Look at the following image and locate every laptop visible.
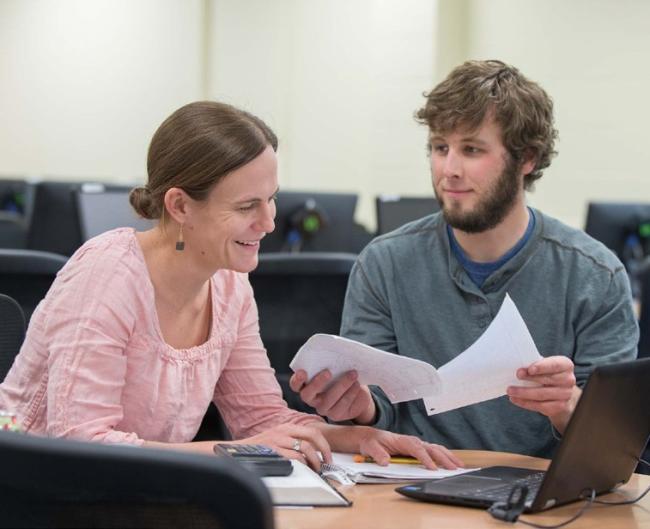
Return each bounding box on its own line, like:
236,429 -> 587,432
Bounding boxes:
396,358 -> 650,512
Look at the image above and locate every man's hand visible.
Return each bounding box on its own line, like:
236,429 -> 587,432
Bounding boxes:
289,369 -> 377,424
507,356 -> 581,433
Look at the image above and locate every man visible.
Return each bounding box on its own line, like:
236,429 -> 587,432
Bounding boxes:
290,60 -> 639,458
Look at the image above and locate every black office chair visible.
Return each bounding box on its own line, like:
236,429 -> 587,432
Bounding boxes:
0,293 -> 26,381
0,249 -> 68,322
0,430 -> 274,529
25,181 -> 85,256
249,252 -> 357,412
0,211 -> 27,249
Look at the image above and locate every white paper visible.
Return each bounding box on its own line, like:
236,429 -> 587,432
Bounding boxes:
323,453 -> 477,483
289,334 -> 441,403
423,293 -> 542,415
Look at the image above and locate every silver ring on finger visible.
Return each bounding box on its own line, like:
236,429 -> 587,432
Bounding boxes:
292,438 -> 302,452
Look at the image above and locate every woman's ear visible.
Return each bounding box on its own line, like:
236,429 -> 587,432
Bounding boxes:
163,187 -> 191,224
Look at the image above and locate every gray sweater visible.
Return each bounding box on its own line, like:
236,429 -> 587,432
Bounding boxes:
341,209 -> 638,457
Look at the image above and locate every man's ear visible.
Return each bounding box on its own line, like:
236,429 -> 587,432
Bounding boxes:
163,187 -> 191,224
520,149 -> 537,178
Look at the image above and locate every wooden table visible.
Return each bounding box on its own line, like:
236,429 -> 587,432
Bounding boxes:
275,450 -> 650,529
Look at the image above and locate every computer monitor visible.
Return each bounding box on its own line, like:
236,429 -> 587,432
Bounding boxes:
375,195 -> 440,235
584,202 -> 650,260
76,184 -> 153,241
261,191 -> 369,253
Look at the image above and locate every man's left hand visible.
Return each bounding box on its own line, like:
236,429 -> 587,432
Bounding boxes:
507,356 -> 581,434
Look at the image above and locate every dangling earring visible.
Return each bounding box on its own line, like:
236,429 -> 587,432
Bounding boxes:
176,223 -> 185,251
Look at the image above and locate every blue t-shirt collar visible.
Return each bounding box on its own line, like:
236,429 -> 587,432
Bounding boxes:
447,207 -> 536,288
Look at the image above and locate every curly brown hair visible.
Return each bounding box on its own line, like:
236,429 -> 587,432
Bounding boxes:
415,60 -> 558,190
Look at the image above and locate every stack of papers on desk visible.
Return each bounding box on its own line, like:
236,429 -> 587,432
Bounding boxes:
262,459 -> 351,507
321,453 -> 477,484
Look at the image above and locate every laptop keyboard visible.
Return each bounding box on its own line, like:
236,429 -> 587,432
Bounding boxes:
458,471 -> 545,502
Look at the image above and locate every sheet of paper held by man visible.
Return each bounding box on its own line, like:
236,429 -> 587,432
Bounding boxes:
423,293 -> 543,415
289,334 -> 442,403
291,293 -> 542,413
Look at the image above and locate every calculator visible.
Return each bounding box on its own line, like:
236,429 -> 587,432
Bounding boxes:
213,443 -> 293,477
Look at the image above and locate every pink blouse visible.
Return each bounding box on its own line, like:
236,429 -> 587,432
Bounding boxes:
0,228 -> 321,445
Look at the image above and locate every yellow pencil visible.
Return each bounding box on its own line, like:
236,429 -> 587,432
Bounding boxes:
353,454 -> 421,465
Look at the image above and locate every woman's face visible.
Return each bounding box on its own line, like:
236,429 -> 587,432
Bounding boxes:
185,145 -> 278,273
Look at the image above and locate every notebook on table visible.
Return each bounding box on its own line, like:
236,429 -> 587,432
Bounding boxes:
262,459 -> 351,507
397,358 -> 650,513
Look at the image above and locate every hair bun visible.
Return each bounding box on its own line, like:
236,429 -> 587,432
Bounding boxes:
129,186 -> 158,219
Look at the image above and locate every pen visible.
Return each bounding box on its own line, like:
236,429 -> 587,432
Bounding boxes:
353,454 -> 421,465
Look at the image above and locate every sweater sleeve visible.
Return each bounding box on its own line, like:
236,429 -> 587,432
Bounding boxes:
340,255 -> 398,431
44,242 -> 144,445
572,266 -> 639,386
212,276 -> 323,439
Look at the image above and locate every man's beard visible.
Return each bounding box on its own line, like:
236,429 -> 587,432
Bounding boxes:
435,155 -> 521,234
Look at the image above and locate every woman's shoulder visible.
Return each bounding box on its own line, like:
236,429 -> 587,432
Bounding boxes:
57,228 -> 148,290
37,228 -> 151,326
68,228 -> 144,267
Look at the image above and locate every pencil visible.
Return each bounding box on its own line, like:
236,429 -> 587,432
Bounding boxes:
353,454 -> 421,465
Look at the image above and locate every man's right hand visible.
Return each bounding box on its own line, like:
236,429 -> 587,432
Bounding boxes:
289,369 -> 377,424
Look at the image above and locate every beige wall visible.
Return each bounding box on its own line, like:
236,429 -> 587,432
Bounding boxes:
0,0 -> 204,182
208,0 -> 436,229
463,0 -> 650,227
1,0 -> 649,230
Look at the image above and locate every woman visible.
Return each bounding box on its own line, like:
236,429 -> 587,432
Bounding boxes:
0,101 -> 461,470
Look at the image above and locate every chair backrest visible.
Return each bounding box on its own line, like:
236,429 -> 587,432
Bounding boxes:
0,249 -> 68,322
0,430 -> 274,529
0,211 -> 27,249
0,177 -> 32,217
26,181 -> 84,256
249,252 -> 357,411
0,294 -> 26,382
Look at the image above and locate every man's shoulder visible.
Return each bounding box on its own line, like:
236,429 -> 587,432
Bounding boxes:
364,212 -> 445,255
537,211 -> 624,273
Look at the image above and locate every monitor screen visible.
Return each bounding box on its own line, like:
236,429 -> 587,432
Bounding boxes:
584,202 -> 650,260
260,191 -> 364,253
375,195 -> 440,235
76,185 -> 153,241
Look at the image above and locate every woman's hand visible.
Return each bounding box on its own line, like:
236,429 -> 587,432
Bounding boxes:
234,422 -> 332,471
355,428 -> 464,470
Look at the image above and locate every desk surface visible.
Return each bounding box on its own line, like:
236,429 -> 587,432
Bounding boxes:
275,450 -> 650,529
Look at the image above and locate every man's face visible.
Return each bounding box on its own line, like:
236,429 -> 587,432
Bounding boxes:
429,117 -> 528,233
